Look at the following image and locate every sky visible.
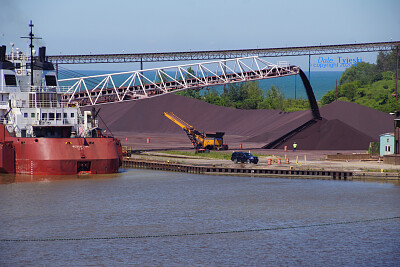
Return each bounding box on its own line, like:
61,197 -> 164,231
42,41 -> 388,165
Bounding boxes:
1,0 -> 399,71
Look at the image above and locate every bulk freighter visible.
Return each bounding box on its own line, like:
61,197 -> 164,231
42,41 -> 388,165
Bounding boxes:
0,23 -> 122,175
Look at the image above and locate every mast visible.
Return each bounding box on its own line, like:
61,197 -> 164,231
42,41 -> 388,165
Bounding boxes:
21,20 -> 42,88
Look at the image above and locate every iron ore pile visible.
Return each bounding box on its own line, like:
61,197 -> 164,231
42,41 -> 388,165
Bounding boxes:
96,94 -> 393,150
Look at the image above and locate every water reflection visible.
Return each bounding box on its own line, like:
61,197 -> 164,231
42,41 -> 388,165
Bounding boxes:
352,177 -> 400,186
0,171 -> 123,184
1,170 -> 399,185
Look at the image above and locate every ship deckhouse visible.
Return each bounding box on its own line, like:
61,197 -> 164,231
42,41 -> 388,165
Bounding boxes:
0,45 -> 83,138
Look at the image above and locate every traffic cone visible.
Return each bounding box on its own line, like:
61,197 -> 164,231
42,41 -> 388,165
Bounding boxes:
286,158 -> 290,164
268,158 -> 272,165
277,158 -> 281,164
146,138 -> 150,143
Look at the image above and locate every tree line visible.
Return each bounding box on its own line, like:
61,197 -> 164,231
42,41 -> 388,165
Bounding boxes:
176,82 -> 311,112
320,48 -> 399,113
176,48 -> 399,113
175,67 -> 310,112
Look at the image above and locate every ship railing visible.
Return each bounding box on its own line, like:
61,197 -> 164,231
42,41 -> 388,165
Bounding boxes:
34,101 -> 62,108
58,86 -> 71,93
0,101 -> 8,106
38,120 -> 63,126
22,118 -> 77,126
21,119 -> 41,125
1,85 -> 19,90
6,54 -> 30,61
14,100 -> 63,108
19,86 -> 71,93
13,100 -> 82,109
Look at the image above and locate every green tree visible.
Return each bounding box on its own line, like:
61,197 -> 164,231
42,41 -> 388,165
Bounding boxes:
377,49 -> 398,72
241,82 -> 264,109
382,71 -> 395,80
221,83 -> 249,108
339,62 -> 377,85
283,98 -> 310,112
220,81 -> 264,109
174,81 -> 312,112
320,48 -> 400,113
175,67 -> 201,99
156,69 -> 169,84
185,67 -> 196,79
341,80 -> 361,101
258,85 -> 285,110
203,88 -> 224,105
320,90 -> 337,105
175,88 -> 201,99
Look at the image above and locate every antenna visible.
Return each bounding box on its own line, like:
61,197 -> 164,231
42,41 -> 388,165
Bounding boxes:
10,43 -> 14,56
21,20 -> 42,87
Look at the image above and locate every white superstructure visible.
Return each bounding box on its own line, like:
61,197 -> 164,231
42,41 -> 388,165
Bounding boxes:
0,45 -> 96,138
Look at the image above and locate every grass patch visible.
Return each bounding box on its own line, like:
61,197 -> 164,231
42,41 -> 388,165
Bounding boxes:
159,150 -> 232,160
158,150 -> 268,160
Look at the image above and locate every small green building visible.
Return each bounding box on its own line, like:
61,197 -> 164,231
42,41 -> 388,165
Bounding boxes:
380,133 -> 395,156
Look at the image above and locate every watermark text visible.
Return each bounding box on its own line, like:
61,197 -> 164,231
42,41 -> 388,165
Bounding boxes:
310,56 -> 362,68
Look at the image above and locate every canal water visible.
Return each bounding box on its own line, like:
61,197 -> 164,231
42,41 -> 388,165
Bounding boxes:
1,169 -> 399,266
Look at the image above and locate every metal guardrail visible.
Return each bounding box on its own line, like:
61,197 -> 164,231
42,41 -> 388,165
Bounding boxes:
18,86 -> 70,93
19,118 -> 77,125
13,101 -> 62,108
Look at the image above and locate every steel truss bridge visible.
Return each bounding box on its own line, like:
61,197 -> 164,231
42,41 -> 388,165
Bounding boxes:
60,56 -> 299,106
60,56 -> 320,118
50,41 -> 400,65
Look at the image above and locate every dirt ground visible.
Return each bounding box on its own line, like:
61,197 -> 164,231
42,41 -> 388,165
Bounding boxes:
117,131 -> 367,161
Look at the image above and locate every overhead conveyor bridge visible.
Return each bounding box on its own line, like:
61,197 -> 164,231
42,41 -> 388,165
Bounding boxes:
59,56 -> 299,107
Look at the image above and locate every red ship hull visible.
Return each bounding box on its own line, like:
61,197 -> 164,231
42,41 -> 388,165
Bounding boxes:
0,125 -> 123,175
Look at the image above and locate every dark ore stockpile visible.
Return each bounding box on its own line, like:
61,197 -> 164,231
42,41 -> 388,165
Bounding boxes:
93,94 -> 393,150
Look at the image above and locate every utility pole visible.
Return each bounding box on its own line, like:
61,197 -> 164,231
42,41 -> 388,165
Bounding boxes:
396,46 -> 399,101
336,79 -> 338,100
308,53 -> 311,82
